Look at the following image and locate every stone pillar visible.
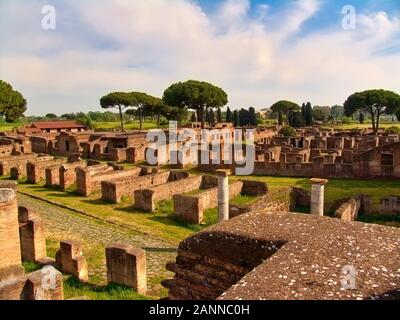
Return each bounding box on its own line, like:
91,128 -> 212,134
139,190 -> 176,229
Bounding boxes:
0,183 -> 24,281
310,178 -> 328,216
18,207 -> 47,263
106,244 -> 147,295
216,170 -> 231,222
55,240 -> 89,282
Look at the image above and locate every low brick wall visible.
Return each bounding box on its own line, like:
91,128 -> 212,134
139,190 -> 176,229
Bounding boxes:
135,175 -> 204,212
0,154 -> 54,177
76,166 -> 142,196
174,181 -> 244,224
0,267 -> 63,300
59,161 -> 88,191
27,159 -> 67,184
101,171 -> 188,203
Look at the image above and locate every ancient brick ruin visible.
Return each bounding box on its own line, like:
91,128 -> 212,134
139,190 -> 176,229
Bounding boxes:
106,244 -> 147,295
0,183 -> 64,300
163,211 -> 400,300
55,240 -> 89,282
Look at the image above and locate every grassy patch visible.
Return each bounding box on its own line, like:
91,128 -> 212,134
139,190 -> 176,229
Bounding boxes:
22,261 -> 42,273
18,183 -> 193,244
231,176 -> 400,206
63,277 -> 151,300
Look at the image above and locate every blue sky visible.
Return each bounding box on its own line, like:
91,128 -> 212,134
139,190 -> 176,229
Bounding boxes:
0,0 -> 399,115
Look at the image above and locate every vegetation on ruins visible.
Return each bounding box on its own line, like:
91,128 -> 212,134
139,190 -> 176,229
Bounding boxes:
270,100 -> 301,126
344,89 -> 400,134
279,126 -> 297,137
0,80 -> 27,122
163,80 -> 228,129
100,92 -> 136,131
385,126 -> 400,135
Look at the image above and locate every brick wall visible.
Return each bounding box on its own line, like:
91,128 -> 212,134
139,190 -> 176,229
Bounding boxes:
102,171 -> 174,203
135,175 -> 203,212
174,181 -> 243,224
76,166 -> 142,196
27,158 -> 67,184
0,185 -> 24,282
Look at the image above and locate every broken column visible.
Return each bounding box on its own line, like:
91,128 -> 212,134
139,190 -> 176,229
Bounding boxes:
310,178 -> 328,216
106,243 -> 147,295
55,240 -> 88,282
216,169 -> 232,222
0,182 -> 24,281
18,207 -> 47,263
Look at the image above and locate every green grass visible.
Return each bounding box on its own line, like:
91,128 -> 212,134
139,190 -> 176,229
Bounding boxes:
17,183 -> 193,244
231,176 -> 400,206
63,277 -> 151,301
22,261 -> 42,273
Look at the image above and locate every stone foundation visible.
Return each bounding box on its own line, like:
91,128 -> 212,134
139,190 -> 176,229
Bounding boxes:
55,240 -> 89,282
0,266 -> 63,300
106,244 -> 147,294
0,184 -> 24,281
18,207 -> 47,262
134,175 -> 204,212
101,171 -> 187,203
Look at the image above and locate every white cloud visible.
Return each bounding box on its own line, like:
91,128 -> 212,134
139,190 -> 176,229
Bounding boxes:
0,0 -> 399,115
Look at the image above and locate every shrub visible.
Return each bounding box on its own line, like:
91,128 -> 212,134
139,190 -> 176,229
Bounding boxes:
279,126 -> 297,137
385,126 -> 400,135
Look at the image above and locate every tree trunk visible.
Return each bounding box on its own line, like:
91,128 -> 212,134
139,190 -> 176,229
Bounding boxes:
157,113 -> 160,128
376,111 -> 381,135
139,107 -> 143,131
201,107 -> 206,129
118,106 -> 125,132
370,109 -> 376,135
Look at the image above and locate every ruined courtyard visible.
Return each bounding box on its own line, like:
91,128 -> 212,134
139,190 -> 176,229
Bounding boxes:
0,121 -> 399,301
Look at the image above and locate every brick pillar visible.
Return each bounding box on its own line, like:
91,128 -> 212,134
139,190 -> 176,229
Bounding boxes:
0,183 -> 24,281
310,178 -> 328,216
55,240 -> 88,282
106,244 -> 147,295
216,170 -> 232,222
18,207 -> 47,262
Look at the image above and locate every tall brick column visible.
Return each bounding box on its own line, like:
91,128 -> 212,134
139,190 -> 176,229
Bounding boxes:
216,170 -> 232,222
310,178 -> 328,216
0,183 -> 24,281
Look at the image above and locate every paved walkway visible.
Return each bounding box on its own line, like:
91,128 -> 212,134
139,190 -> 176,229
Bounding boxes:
18,193 -> 177,297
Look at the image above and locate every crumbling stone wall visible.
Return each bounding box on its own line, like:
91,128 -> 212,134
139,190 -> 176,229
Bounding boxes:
106,244 -> 147,294
0,184 -> 24,281
18,207 -> 47,262
59,161 -> 88,191
0,266 -> 63,300
126,146 -> 146,164
55,240 -> 88,282
27,158 -> 67,184
174,181 -> 244,224
134,175 -> 204,212
101,171 -> 189,203
163,234 -> 284,300
0,154 -> 53,177
333,198 -> 361,222
76,166 -> 142,196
